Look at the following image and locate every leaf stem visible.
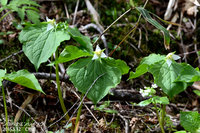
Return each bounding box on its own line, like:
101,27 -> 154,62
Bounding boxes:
154,103 -> 165,133
2,84 -> 9,133
74,94 -> 84,133
55,50 -> 70,120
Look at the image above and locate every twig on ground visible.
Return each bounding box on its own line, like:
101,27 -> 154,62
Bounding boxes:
14,94 -> 34,123
63,1 -> 70,19
72,0 -> 80,25
33,72 -> 68,81
12,103 -> 46,133
47,100 -> 79,128
93,8 -> 132,46
118,113 -> 129,133
0,50 -> 23,63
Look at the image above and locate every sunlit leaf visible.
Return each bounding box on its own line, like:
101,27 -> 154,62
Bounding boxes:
67,57 -> 122,104
19,23 -> 70,70
129,54 -> 165,79
4,70 -> 44,93
67,27 -> 93,53
55,45 -> 92,64
149,60 -> 187,98
180,111 -> 200,133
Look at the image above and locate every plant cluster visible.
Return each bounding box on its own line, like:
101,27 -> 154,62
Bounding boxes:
1,0 -> 200,132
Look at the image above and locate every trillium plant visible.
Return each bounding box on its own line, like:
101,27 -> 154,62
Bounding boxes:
17,17 -> 129,130
129,52 -> 200,133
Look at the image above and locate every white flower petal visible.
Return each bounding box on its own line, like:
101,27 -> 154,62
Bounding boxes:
47,24 -> 54,31
166,59 -> 172,67
92,54 -> 98,60
95,45 -> 101,51
193,0 -> 200,6
101,52 -> 107,58
46,16 -> 51,22
172,54 -> 180,60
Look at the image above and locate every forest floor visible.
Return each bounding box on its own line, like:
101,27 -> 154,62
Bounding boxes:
0,0 -> 200,132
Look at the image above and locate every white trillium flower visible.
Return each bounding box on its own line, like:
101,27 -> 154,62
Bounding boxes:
92,45 -> 107,60
46,17 -> 57,31
166,52 -> 181,67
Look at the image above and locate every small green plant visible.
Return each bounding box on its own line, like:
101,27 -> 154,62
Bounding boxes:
0,0 -> 40,23
130,52 -> 200,132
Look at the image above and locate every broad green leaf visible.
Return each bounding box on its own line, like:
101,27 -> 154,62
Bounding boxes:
1,0 -> 8,6
26,10 -> 40,24
175,63 -> 200,83
67,27 -> 93,53
4,70 -> 44,93
149,60 -> 187,98
19,23 -> 70,70
180,111 -> 200,133
104,58 -> 129,75
67,57 -> 121,104
129,54 -> 165,79
0,69 -> 6,86
136,7 -> 170,49
55,45 -> 92,64
138,98 -> 152,106
151,96 -> 169,105
193,90 -> 200,97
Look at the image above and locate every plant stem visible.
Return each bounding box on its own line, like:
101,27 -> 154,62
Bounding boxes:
154,103 -> 165,133
161,104 -> 166,130
2,85 -> 9,133
74,94 -> 84,133
55,50 -> 70,120
0,10 -> 12,22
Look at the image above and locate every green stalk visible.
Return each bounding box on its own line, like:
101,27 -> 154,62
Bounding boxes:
55,50 -> 70,120
74,94 -> 84,132
154,103 -> 165,133
2,85 -> 9,133
0,10 -> 12,22
161,104 -> 166,130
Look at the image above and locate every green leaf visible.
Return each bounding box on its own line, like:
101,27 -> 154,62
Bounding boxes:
138,98 -> 152,106
19,23 -> 70,70
174,131 -> 187,133
1,0 -> 8,6
67,57 -> 121,104
175,63 -> 200,83
67,27 -> 93,53
26,10 -> 40,24
180,111 -> 200,133
151,96 -> 169,105
4,70 -> 44,93
136,7 -> 170,49
193,90 -> 200,97
129,54 -> 165,79
149,60 -> 187,98
0,69 -> 6,86
55,45 -> 92,64
104,58 -> 129,75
